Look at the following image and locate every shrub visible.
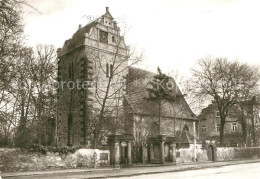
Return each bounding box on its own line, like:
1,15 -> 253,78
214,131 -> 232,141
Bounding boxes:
28,144 -> 87,154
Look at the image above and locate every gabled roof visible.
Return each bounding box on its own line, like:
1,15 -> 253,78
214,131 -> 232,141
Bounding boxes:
198,97 -> 260,121
58,7 -> 115,57
175,131 -> 201,144
59,21 -> 97,56
124,67 -> 196,120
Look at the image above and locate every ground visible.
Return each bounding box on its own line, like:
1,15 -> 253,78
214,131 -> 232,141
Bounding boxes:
123,163 -> 260,179
2,160 -> 260,179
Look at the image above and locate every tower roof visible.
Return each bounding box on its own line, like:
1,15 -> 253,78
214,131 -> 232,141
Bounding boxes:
103,7 -> 113,20
58,7 -> 118,57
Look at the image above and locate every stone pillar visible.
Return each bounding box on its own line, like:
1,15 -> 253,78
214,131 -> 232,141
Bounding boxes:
169,143 -> 173,162
160,141 -> 165,164
127,141 -> 132,165
114,142 -> 120,168
171,143 -> 177,163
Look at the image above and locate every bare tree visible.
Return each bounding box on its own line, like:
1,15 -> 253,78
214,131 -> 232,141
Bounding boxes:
231,63 -> 260,146
10,45 -> 57,147
191,57 -> 241,146
88,28 -> 143,147
28,44 -> 57,145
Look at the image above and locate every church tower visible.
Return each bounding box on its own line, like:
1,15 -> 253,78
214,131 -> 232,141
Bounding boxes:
57,7 -> 129,146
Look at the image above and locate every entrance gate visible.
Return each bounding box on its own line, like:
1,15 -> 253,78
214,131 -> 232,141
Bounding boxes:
108,134 -> 134,167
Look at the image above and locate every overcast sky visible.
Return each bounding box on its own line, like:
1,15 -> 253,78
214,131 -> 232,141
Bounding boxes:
23,0 -> 260,77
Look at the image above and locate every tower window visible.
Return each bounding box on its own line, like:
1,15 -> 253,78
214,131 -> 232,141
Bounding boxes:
100,30 -> 108,43
110,64 -> 113,77
106,63 -> 109,77
106,63 -> 113,78
112,36 -> 115,42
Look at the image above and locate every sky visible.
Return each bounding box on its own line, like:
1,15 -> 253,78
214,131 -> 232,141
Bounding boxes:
23,0 -> 260,77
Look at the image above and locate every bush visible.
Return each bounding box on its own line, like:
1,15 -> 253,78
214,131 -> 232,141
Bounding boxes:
0,134 -> 12,147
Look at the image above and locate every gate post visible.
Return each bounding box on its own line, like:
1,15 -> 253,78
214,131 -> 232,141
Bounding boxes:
127,141 -> 132,165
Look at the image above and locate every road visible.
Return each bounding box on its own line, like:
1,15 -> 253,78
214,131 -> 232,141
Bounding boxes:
3,162 -> 260,179
121,163 -> 260,179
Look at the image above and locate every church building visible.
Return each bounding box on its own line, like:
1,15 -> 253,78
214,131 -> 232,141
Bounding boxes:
56,7 -> 197,162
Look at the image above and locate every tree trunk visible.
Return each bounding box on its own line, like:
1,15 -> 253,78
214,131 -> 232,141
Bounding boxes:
240,117 -> 248,146
219,120 -> 225,146
158,101 -> 161,135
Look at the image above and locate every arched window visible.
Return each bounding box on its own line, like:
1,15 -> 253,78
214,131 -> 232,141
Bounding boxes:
112,36 -> 115,42
106,63 -> 113,78
67,113 -> 73,146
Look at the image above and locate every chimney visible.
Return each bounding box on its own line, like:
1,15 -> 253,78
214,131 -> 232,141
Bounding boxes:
79,24 -> 82,29
106,7 -> 109,12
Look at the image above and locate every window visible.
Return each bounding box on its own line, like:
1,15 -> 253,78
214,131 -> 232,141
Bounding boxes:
232,123 -> 237,132
106,63 -> 109,77
100,30 -> 108,43
112,36 -> 115,42
216,124 -> 221,133
202,125 -> 206,133
183,125 -> 189,132
216,111 -> 220,118
110,64 -> 113,77
106,63 -> 113,78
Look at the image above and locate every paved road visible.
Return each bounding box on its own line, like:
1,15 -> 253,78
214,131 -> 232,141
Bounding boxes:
3,161 -> 260,179
120,163 -> 260,179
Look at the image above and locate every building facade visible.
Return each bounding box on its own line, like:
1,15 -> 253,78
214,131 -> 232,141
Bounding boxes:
57,7 -> 129,146
56,8 -> 197,154
198,98 -> 260,147
124,67 -> 198,162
